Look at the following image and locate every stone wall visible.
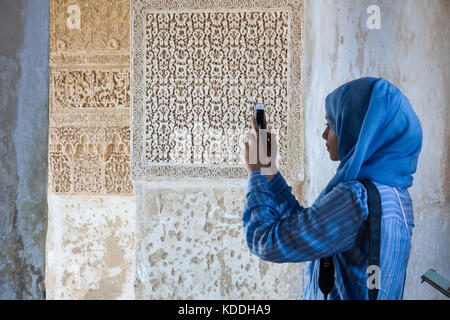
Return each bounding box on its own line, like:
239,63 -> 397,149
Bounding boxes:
134,180 -> 304,299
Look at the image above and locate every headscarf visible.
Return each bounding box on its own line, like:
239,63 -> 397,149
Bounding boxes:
316,77 -> 423,201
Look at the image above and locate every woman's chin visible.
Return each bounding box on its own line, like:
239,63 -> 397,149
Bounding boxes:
328,152 -> 338,161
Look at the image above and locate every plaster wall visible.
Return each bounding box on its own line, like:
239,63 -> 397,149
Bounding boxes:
0,0 -> 49,299
134,180 -> 305,299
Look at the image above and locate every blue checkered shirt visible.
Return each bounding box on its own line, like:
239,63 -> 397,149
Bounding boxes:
242,171 -> 414,300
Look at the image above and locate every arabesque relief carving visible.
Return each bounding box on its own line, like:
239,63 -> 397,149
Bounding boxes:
131,0 -> 304,181
49,126 -> 131,194
50,68 -> 130,110
49,0 -> 132,194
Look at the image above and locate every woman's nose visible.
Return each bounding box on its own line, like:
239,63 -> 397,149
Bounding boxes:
322,127 -> 329,140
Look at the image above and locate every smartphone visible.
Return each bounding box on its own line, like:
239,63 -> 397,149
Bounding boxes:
253,103 -> 271,157
254,103 -> 267,129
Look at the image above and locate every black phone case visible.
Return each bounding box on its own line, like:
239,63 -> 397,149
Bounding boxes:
253,106 -> 270,157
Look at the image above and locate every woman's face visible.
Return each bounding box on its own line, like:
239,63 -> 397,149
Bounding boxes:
322,117 -> 339,161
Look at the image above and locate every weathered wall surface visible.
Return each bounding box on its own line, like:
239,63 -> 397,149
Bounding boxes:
0,0 -> 49,299
303,0 -> 449,299
134,181 -> 305,299
46,195 -> 136,299
46,195 -> 135,299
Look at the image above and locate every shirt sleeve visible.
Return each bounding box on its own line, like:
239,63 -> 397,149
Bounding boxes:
267,171 -> 300,218
242,171 -> 368,263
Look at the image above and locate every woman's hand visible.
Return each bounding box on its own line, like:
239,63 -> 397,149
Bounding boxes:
241,116 -> 278,181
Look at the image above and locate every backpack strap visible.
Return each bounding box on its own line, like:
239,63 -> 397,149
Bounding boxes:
319,179 -> 382,300
357,179 -> 382,300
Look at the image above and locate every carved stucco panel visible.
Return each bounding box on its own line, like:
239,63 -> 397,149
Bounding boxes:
50,68 -> 130,110
49,125 -> 132,194
131,0 -> 304,181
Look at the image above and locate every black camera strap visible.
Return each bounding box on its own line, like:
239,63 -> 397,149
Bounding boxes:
318,179 -> 382,300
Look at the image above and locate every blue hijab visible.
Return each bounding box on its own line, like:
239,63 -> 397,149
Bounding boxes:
317,77 -> 423,201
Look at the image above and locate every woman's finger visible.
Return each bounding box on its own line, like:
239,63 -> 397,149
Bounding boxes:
251,115 -> 258,137
241,140 -> 248,159
245,132 -> 256,144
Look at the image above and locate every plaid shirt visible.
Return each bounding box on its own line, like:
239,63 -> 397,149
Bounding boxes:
242,171 -> 414,300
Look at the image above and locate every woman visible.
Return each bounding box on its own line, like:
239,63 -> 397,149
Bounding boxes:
241,77 -> 423,299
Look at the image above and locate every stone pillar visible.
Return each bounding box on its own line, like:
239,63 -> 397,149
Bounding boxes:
45,0 -> 135,299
